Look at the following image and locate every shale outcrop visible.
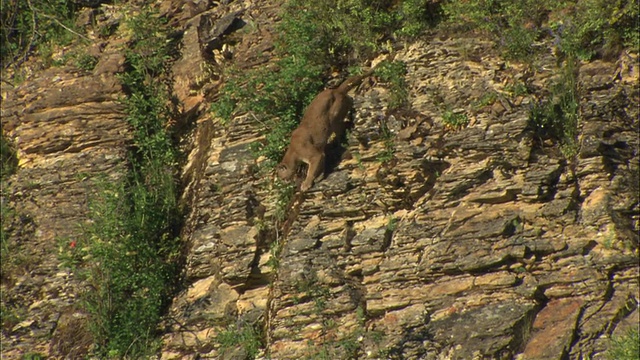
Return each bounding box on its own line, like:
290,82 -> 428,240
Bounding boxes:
1,0 -> 637,359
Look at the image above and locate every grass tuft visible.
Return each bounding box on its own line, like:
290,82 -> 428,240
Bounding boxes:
217,323 -> 263,359
529,59 -> 579,158
607,327 -> 640,360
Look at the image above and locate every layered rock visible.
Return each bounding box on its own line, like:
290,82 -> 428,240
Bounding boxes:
1,0 -> 637,359
1,59 -> 128,357
159,3 -> 639,356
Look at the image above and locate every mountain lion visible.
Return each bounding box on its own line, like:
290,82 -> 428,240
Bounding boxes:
277,68 -> 375,191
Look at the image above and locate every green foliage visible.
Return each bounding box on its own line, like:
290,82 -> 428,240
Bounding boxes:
217,324 -> 263,359
473,92 -> 498,109
386,217 -> 398,232
376,118 -> 396,163
1,133 -> 18,295
295,275 -> 332,313
513,266 -> 527,273
338,333 -> 361,357
1,0 -> 80,67
442,110 -> 470,129
57,236 -> 85,270
274,180 -> 296,222
0,300 -> 24,334
356,305 -> 367,324
376,60 -> 409,109
441,0 -> 638,60
0,203 -> 15,280
396,0 -> 442,38
212,62 -> 323,169
71,7 -> 181,358
75,53 -> 98,72
279,0 -> 435,64
1,133 -> 18,181
505,81 -> 530,97
529,60 -> 579,158
81,156 -> 180,358
266,238 -> 282,270
551,0 -> 639,60
21,353 -> 45,360
442,0 -> 545,59
607,328 -> 640,360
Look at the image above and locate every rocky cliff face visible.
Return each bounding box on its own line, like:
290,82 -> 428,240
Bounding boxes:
1,0 -> 638,359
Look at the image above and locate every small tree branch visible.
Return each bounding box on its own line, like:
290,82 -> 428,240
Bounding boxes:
37,12 -> 90,42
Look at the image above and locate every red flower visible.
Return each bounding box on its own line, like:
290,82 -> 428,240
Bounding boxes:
69,240 -> 77,249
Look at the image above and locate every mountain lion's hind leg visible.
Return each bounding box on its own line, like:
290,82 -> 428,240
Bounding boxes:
301,151 -> 325,191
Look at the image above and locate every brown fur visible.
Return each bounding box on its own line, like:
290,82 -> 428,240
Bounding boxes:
277,69 -> 374,191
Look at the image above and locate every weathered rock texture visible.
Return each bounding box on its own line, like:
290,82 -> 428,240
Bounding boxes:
1,61 -> 129,357
1,0 -> 638,359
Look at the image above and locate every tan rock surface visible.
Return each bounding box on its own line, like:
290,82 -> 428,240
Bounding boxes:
1,0 -> 637,359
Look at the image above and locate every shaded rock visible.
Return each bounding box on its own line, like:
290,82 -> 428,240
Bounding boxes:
429,301 -> 538,360
521,298 -> 584,359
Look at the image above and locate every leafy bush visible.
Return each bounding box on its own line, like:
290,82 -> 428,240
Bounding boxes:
279,0 -> 436,64
376,118 -> 396,163
442,0 -> 546,59
550,0 -> 639,60
376,60 -> 409,109
1,134 -> 18,289
72,8 -> 182,358
21,353 -> 45,360
213,58 -> 324,167
82,176 -> 180,358
217,323 -> 263,359
75,53 -> 98,71
396,0 -> 442,38
442,0 -> 638,60
0,133 -> 17,181
1,0 -> 80,67
529,60 -> 579,158
607,328 -> 640,360
442,110 -> 470,129
274,180 -> 296,222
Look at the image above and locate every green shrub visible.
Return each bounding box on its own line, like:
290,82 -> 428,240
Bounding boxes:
376,118 -> 396,163
1,133 -> 17,180
441,0 -> 638,60
21,353 -> 45,360
376,60 -> 409,109
473,92 -> 498,109
1,0 -> 80,67
71,7 -> 182,358
75,53 -> 98,71
231,58 -> 324,167
279,0 -> 436,64
396,0 -> 442,38
442,110 -> 470,129
1,134 -> 18,289
274,180 -> 296,222
442,0 -> 545,60
0,301 -> 24,335
607,328 -> 640,360
504,81 -> 529,97
217,323 -> 263,359
82,175 -> 180,358
551,0 -> 639,60
529,60 -> 579,158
